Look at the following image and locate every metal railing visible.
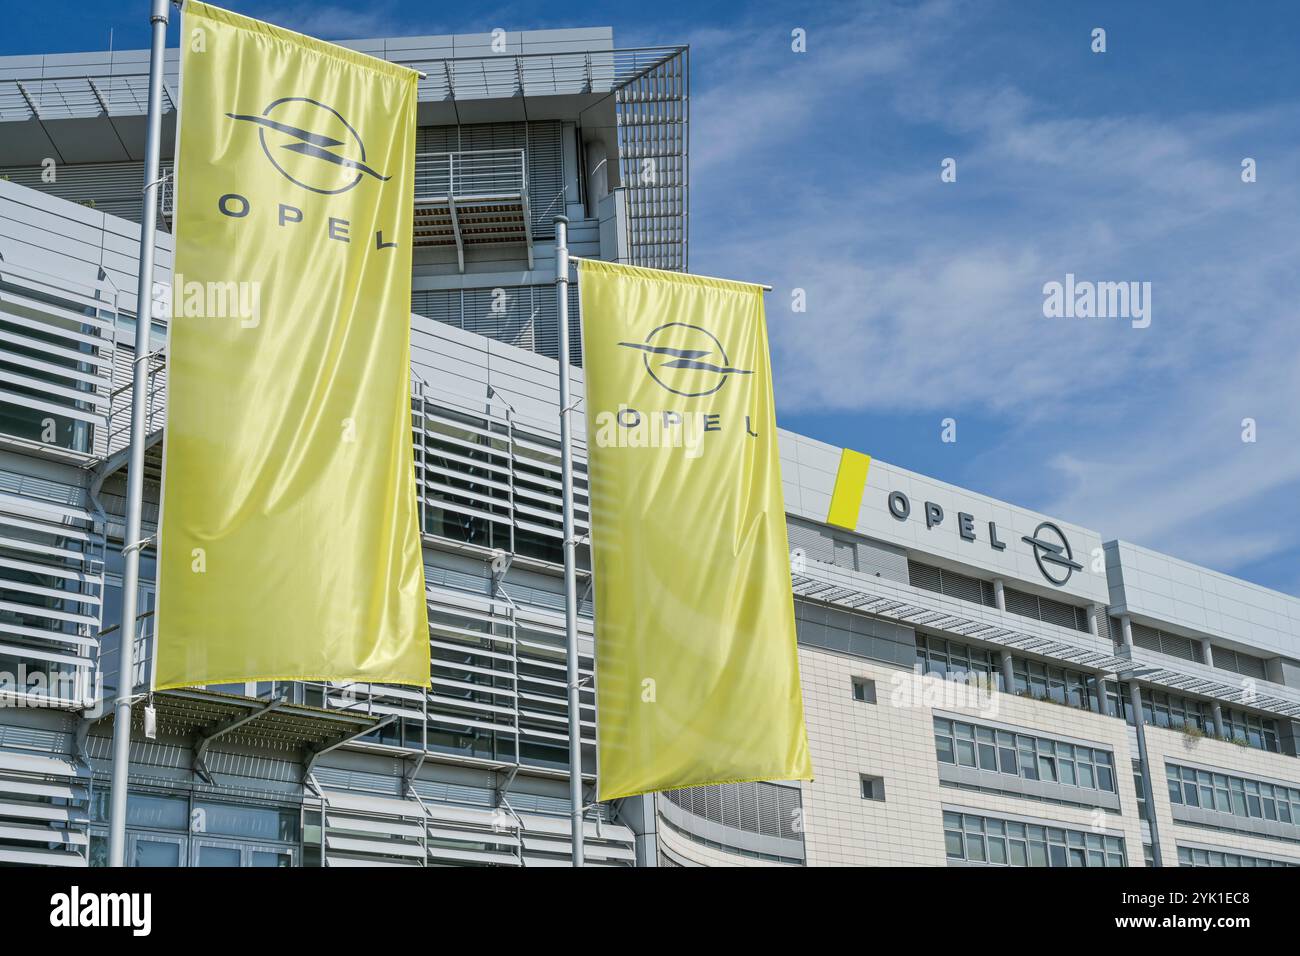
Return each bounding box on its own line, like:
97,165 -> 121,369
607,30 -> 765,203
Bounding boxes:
159,165 -> 174,224
413,148 -> 526,202
0,46 -> 688,122
106,345 -> 166,456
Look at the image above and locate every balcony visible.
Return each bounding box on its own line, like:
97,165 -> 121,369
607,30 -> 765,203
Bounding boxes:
412,149 -> 532,270
161,149 -> 533,270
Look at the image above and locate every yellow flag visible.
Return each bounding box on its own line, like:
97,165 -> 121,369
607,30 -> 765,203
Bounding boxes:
577,259 -> 813,800
154,2 -> 428,688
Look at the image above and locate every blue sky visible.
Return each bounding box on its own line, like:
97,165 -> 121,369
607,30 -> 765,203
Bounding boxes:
7,1 -> 1300,593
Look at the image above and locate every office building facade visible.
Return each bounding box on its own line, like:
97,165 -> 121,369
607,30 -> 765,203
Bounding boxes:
1,26 -> 1299,869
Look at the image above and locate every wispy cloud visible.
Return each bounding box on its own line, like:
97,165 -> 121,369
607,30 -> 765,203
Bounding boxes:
685,0 -> 1300,586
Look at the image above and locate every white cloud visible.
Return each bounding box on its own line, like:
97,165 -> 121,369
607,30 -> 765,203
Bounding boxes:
684,2 -> 1300,584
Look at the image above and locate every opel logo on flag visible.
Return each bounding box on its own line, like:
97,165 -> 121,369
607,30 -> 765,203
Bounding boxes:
1022,521 -> 1083,586
226,97 -> 390,195
618,322 -> 752,397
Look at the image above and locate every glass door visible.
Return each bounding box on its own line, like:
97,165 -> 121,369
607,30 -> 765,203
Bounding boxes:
191,836 -> 296,867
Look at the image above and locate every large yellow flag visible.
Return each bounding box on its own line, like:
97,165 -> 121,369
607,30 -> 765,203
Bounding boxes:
577,259 -> 812,800
154,2 -> 428,688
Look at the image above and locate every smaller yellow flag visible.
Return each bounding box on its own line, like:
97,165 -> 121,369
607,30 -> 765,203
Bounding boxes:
577,259 -> 813,801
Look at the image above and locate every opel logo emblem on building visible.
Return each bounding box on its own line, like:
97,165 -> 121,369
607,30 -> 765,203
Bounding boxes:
226,97 -> 390,195
1022,521 -> 1082,586
617,322 -> 752,397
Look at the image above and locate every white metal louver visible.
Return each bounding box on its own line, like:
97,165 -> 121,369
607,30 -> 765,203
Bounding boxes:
0,747 -> 90,866
0,257 -> 117,458
0,473 -> 101,709
318,785 -> 633,867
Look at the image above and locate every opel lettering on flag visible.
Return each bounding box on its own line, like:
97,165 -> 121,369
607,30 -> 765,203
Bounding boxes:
154,2 -> 428,688
577,259 -> 813,801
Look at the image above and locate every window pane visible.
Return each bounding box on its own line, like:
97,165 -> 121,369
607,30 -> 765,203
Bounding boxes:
134,840 -> 180,867
999,745 -> 1018,775
956,739 -> 976,768
198,845 -> 241,867
988,837 -> 1008,866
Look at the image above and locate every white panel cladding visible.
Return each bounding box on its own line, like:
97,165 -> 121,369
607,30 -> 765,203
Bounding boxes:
788,515 -> 909,584
1106,539 -> 1300,661
0,178 -> 173,319
0,161 -> 161,225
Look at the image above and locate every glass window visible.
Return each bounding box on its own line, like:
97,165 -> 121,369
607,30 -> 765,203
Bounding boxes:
1047,668 -> 1066,704
1247,719 -> 1263,750
1214,775 -> 1230,813
251,850 -> 292,868
1009,839 -> 1028,867
197,845 -> 241,867
1166,765 -> 1182,804
964,818 -> 986,863
852,677 -> 875,703
1058,744 -> 1076,787
976,727 -> 998,771
987,837 -> 1008,865
193,801 -> 299,842
1095,753 -> 1114,792
1263,721 -> 1278,753
997,731 -> 1018,775
1018,736 -> 1039,781
1037,746 -> 1057,783
95,792 -> 189,831
134,838 -> 181,867
1230,779 -> 1247,816
1029,837 -> 1048,867
1197,771 -> 1213,809
1066,674 -> 1085,708
1028,661 -> 1048,698
955,724 -> 977,768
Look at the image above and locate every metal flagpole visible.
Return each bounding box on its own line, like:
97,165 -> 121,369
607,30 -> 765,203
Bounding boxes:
554,216 -> 585,867
107,0 -> 172,868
